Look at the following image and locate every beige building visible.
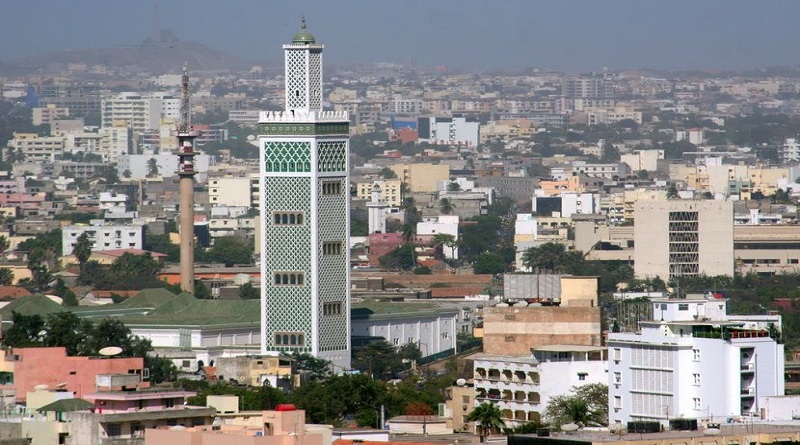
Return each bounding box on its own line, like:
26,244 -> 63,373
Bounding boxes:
389,163 -> 450,192
734,225 -> 800,275
620,149 -> 664,171
209,175 -> 259,208
355,179 -> 402,207
32,104 -> 70,126
634,199 -> 734,280
483,277 -> 601,355
10,132 -> 65,162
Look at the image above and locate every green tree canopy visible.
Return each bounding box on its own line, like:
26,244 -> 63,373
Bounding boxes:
473,252 -> 506,274
544,383 -> 608,428
466,402 -> 506,440
205,236 -> 253,266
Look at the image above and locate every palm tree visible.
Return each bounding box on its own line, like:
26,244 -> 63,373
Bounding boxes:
0,235 -> 9,254
438,198 -> 455,215
521,243 -> 566,273
466,403 -> 505,442
0,267 -> 13,286
72,233 -> 92,270
147,158 -> 159,178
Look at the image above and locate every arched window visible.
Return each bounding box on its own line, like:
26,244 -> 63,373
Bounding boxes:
274,214 -> 281,224
297,214 -> 303,224
289,214 -> 296,224
297,275 -> 304,285
290,335 -> 297,345
289,274 -> 297,285
283,334 -> 289,345
282,274 -> 289,285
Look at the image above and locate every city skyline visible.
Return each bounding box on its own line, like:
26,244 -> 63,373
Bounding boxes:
6,0 -> 800,73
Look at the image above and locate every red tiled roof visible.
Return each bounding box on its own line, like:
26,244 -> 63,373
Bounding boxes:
0,286 -> 32,300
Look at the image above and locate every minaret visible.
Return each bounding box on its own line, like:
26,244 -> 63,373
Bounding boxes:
367,184 -> 387,234
177,63 -> 197,293
258,18 -> 351,369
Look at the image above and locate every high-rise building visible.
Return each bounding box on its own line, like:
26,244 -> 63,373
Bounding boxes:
258,19 -> 351,369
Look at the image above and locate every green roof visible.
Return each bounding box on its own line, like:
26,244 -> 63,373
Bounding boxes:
0,294 -> 67,318
292,16 -> 316,44
118,288 -> 178,309
351,299 -> 456,320
38,398 -> 93,412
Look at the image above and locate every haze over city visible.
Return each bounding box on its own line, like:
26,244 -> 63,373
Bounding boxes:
6,0 -> 800,72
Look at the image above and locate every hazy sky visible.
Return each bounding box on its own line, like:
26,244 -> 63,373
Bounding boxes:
5,0 -> 800,72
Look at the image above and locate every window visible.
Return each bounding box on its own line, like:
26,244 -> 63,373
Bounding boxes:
578,373 -> 587,381
273,272 -> 304,286
613,348 -> 621,362
505,335 -> 516,342
273,212 -> 304,225
692,348 -> 701,361
106,424 -> 121,437
678,303 -> 689,311
613,396 -> 622,410
323,241 -> 343,255
323,301 -> 343,316
693,397 -> 701,410
322,181 -> 342,195
693,373 -> 700,385
274,332 -> 305,346
613,372 -> 621,384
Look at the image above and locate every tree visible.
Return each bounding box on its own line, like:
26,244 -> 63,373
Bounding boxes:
238,282 -> 259,299
472,252 -> 506,274
438,198 -> 455,215
600,141 -> 620,162
110,253 -> 161,283
447,182 -> 461,191
53,278 -> 79,306
667,183 -> 679,199
207,237 -> 253,266
72,233 -> 92,270
0,268 -> 13,286
27,247 -> 53,292
521,243 -> 567,273
194,281 -> 212,300
466,403 -> 505,441
380,167 -> 397,179
433,233 -> 459,259
379,245 -> 415,271
544,383 -> 608,428
2,312 -> 45,348
144,234 -> 180,262
147,158 -> 159,178
97,166 -> 119,184
0,235 -> 9,253
292,352 -> 332,380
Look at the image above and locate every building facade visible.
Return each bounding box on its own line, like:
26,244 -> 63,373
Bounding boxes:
608,297 -> 784,425
634,199 -> 734,280
258,21 -> 351,369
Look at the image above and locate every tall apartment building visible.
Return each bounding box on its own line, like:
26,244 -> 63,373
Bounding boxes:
608,297 -> 784,425
634,200 -> 734,280
562,76 -> 614,99
9,132 -> 65,162
258,21 -> 351,369
101,93 -> 179,133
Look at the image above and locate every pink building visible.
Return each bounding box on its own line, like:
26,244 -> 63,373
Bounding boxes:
145,407 -> 326,445
0,347 -> 149,402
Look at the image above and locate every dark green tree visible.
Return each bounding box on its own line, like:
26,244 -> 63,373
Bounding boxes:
0,268 -> 13,286
472,252 -> 506,274
72,233 -> 92,270
292,352 -> 332,380
544,383 -> 608,428
238,282 -> 259,299
379,245 -> 415,271
194,281 -> 212,299
380,167 -> 397,179
2,312 -> 45,348
438,198 -> 455,215
466,403 -> 506,441
208,236 -> 253,266
522,243 -> 567,273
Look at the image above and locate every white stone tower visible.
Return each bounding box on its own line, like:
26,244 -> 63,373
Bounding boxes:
367,184 -> 387,234
258,18 -> 351,369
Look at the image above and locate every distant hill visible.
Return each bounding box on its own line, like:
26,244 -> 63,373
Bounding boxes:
8,31 -> 257,74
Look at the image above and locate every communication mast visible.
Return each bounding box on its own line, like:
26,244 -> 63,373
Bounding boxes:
177,63 -> 198,293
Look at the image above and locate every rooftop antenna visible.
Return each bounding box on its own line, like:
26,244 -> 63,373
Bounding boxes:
179,62 -> 191,133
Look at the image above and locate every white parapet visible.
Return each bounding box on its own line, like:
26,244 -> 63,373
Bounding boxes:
258,110 -> 349,123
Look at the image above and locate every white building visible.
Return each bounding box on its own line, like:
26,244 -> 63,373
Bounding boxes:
472,346 -> 608,426
417,215 -> 459,259
350,307 -> 457,357
608,297 -> 784,425
258,21 -> 351,369
62,222 -> 144,256
101,92 -> 179,133
781,138 -> 800,163
10,133 -> 65,162
209,176 -> 257,208
366,185 -> 387,234
621,149 -> 664,172
560,192 -> 600,218
418,116 -> 480,147
676,128 -> 705,145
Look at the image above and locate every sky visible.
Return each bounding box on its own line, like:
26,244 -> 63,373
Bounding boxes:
5,0 -> 800,73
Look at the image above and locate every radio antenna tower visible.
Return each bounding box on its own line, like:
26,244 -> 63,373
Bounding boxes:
177,63 -> 198,294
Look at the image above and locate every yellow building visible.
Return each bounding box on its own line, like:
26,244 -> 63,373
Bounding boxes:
389,163 -> 450,193
355,179 -> 403,207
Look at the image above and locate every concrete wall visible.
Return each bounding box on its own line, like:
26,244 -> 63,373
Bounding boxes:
482,306 -> 601,355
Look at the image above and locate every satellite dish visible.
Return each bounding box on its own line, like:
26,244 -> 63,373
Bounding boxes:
98,346 -> 123,357
456,378 -> 466,387
168,425 -> 186,431
34,384 -> 49,390
55,382 -> 68,389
